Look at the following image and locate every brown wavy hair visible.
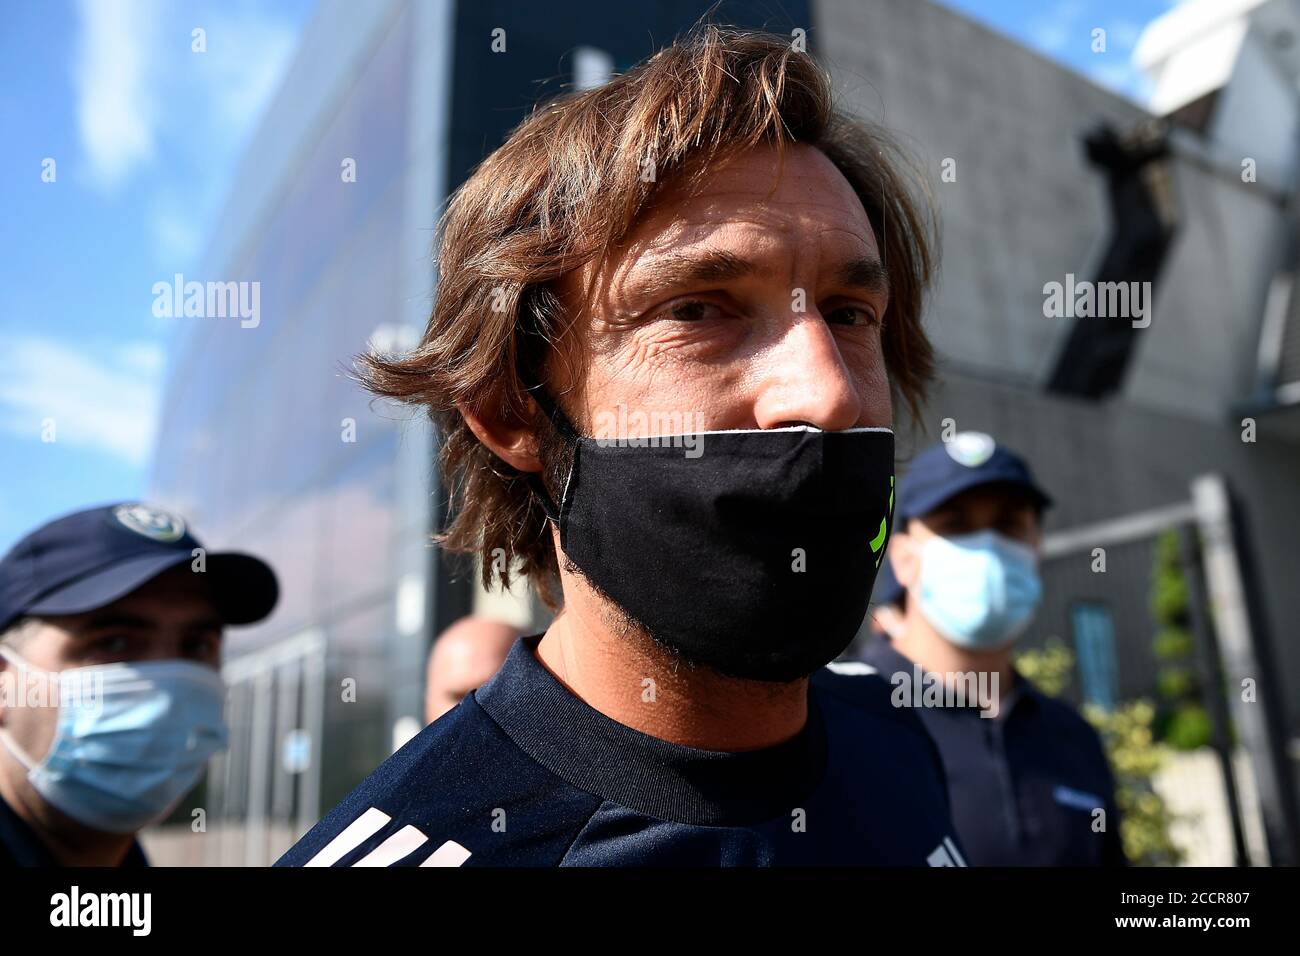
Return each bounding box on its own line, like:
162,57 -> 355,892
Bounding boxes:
357,23 -> 939,610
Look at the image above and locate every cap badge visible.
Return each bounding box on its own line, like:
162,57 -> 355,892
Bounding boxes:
945,432 -> 996,468
112,504 -> 187,542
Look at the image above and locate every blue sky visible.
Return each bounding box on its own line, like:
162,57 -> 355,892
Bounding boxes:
0,0 -> 1185,554
0,0 -> 314,553
933,0 -> 1187,102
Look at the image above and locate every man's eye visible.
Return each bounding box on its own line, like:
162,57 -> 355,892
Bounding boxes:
1002,519 -> 1035,539
661,299 -> 724,323
825,305 -> 878,327
185,634 -> 221,660
93,635 -> 131,656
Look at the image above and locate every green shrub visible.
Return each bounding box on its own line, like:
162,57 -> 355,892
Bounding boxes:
1156,666 -> 1194,701
1163,704 -> 1212,751
1150,573 -> 1190,624
1085,701 -> 1185,866
1149,530 -> 1211,751
1013,639 -> 1074,697
1153,627 -> 1193,660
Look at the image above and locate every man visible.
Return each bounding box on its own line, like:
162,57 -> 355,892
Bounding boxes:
425,617 -> 518,722
861,432 -> 1127,866
0,503 -> 278,866
278,25 -> 964,867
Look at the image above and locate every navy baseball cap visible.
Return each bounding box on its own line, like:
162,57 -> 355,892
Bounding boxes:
0,503 -> 278,634
897,432 -> 1052,523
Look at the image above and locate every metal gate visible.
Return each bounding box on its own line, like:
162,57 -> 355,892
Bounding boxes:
205,628 -> 326,867
1030,473 -> 1299,866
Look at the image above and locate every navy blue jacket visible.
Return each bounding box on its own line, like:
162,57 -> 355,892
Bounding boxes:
277,635 -> 966,867
860,635 -> 1126,866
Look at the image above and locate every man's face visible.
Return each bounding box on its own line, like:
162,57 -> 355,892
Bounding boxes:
890,484 -> 1042,592
0,565 -> 223,778
549,143 -> 892,434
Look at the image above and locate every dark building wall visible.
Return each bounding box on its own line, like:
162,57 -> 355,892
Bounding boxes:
446,1 -> 812,186
814,0 -> 1146,387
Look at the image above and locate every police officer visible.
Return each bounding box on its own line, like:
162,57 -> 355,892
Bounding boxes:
0,503 -> 277,866
861,432 -> 1127,866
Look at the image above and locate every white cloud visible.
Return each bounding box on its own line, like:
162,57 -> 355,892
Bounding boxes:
117,341 -> 167,377
0,336 -> 164,467
73,0 -> 161,193
72,0 -> 300,202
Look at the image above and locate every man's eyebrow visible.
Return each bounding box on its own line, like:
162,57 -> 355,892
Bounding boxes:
626,249 -> 765,300
75,612 -> 155,634
626,250 -> 891,302
922,503 -> 963,523
185,616 -> 226,633
836,255 -> 890,297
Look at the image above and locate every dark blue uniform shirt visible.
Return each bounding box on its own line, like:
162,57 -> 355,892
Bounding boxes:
859,634 -> 1126,866
277,634 -> 967,867
0,793 -> 148,867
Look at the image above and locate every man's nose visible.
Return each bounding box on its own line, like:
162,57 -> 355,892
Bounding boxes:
751,315 -> 870,431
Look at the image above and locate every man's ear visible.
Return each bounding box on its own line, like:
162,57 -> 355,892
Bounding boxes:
888,529 -> 922,591
458,399 -> 544,474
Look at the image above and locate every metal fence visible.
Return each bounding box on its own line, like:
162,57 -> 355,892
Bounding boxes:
1030,475 -> 1298,865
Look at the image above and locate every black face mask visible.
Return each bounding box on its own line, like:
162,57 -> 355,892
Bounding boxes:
527,389 -> 895,683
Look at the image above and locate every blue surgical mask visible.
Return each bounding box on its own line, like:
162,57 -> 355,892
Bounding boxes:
915,530 -> 1042,650
0,647 -> 228,833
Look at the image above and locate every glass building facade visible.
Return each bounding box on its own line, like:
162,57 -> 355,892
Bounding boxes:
148,0 -> 449,865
